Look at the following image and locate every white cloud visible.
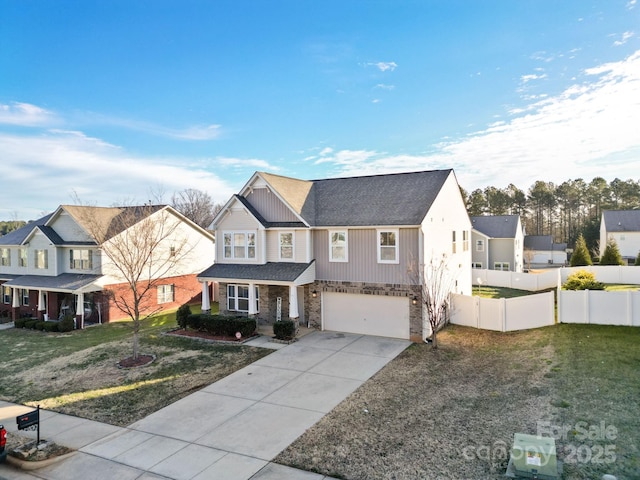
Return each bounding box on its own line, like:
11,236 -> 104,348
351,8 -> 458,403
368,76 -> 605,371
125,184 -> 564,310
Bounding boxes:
0,102 -> 58,126
367,61 -> 398,72
375,83 -> 395,90
520,73 -> 548,83
318,50 -> 640,191
216,157 -> 277,169
0,129 -> 237,219
613,31 -> 634,46
627,0 -> 637,10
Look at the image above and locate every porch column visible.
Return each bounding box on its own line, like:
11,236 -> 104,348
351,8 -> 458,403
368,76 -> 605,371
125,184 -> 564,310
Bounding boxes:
248,283 -> 257,316
38,290 -> 46,321
12,288 -> 20,321
201,282 -> 211,313
75,292 -> 85,329
289,285 -> 299,319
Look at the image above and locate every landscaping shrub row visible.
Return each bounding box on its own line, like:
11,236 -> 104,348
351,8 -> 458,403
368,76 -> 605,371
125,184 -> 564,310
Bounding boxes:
14,316 -> 75,333
184,313 -> 256,338
273,320 -> 296,340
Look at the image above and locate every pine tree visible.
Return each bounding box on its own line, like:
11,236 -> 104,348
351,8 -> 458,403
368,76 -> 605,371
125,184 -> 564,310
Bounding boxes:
600,240 -> 625,265
570,233 -> 592,266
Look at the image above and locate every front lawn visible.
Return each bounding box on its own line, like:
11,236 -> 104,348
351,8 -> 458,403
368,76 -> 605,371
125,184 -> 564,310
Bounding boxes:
0,304 -> 271,426
276,324 -> 640,480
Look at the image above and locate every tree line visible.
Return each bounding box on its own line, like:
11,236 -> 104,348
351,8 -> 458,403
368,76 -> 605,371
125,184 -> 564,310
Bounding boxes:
462,176 -> 640,253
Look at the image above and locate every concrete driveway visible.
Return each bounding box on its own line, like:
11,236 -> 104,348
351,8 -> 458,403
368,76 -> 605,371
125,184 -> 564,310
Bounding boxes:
0,331 -> 410,480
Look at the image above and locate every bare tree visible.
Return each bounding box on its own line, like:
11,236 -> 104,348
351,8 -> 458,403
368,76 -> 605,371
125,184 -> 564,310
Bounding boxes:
171,188 -> 221,229
408,254 -> 461,349
75,204 -> 193,360
524,248 -> 535,271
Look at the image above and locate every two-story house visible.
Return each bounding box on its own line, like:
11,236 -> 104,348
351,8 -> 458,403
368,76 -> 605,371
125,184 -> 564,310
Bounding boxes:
600,210 -> 640,265
198,169 -> 472,342
470,215 -> 524,272
0,204 -> 215,326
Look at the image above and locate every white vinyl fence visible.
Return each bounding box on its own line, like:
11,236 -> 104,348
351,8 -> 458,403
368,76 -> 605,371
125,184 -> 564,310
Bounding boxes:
450,291 -> 555,332
458,267 -> 640,331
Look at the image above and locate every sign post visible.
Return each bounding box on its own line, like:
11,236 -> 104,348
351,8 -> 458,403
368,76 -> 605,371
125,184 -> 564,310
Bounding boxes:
17,405 -> 40,445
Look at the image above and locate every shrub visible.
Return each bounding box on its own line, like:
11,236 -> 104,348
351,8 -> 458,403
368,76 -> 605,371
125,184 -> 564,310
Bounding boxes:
635,250 -> 640,266
600,240 -> 624,266
24,319 -> 39,329
186,313 -> 205,331
14,318 -> 26,328
562,270 -> 605,291
273,320 -> 296,340
58,315 -> 75,333
186,314 -> 256,337
176,304 -> 192,329
570,234 -> 592,267
41,321 -> 59,332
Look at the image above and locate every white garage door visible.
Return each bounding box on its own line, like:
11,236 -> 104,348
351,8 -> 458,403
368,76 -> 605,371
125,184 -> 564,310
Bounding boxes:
322,292 -> 410,339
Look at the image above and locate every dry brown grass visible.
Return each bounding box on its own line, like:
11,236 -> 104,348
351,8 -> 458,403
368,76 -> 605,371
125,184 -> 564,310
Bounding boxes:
277,324 -> 638,480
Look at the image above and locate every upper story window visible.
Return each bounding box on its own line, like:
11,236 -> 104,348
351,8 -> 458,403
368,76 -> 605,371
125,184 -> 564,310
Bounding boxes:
279,232 -> 293,260
0,248 -> 10,267
476,240 -> 484,252
463,231 -> 469,251
452,231 -> 457,254
169,246 -> 176,257
70,249 -> 93,270
378,229 -> 399,264
34,249 -> 48,269
19,248 -> 27,267
329,230 -> 348,262
223,232 -> 256,260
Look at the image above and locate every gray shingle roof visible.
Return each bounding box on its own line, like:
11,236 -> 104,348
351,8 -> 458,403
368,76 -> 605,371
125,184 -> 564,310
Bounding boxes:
0,214 -> 52,246
603,210 -> 640,232
471,215 -> 520,238
524,235 -> 557,250
199,261 -> 314,283
3,273 -> 103,292
298,169 -> 452,227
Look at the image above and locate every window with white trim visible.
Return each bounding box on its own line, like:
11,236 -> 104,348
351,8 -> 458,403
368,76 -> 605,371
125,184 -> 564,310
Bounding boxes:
378,230 -> 399,263
22,289 -> 29,306
0,248 -> 10,267
70,249 -> 93,270
223,232 -> 256,259
279,232 -> 293,260
472,262 -> 483,269
463,231 -> 469,251
157,284 -> 174,304
19,248 -> 27,267
34,249 -> 48,269
329,230 -> 348,262
494,262 -> 509,271
227,284 -> 259,313
2,286 -> 10,304
452,231 -> 457,254
476,240 -> 484,252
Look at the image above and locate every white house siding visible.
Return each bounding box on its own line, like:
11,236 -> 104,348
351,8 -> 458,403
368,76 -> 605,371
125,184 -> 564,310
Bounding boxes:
245,188 -> 302,223
60,247 -> 102,274
313,227 -> 419,284
265,229 -> 309,263
608,232 -> 640,259
420,172 -> 472,295
489,238 -> 515,271
27,233 -> 56,276
49,211 -> 94,242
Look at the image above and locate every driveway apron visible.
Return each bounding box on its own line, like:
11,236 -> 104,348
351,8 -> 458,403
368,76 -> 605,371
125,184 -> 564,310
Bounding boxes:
0,331 -> 410,480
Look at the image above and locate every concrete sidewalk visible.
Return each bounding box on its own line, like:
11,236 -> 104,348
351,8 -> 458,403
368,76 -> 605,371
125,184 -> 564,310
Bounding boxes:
0,331 -> 410,480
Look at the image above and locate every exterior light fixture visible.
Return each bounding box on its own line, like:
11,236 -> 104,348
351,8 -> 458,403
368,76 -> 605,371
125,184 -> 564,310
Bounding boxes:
411,296 -> 418,305
312,290 -> 317,298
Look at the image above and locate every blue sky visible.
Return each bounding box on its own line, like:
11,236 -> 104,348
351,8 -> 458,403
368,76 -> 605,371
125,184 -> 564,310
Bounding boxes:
1,0 -> 639,220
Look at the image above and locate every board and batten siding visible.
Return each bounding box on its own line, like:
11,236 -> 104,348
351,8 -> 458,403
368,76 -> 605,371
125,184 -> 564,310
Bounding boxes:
313,227 -> 419,284
215,208 -> 262,264
245,188 -> 301,223
266,229 -> 309,263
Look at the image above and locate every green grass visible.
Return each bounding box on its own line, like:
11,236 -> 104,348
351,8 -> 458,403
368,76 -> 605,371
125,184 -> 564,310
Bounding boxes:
472,286 -> 537,298
603,284 -> 640,291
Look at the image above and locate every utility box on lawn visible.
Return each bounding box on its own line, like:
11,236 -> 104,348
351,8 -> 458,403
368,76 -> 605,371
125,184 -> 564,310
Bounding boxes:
509,433 -> 559,480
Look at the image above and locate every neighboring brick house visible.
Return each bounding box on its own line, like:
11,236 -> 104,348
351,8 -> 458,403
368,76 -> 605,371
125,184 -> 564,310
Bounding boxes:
600,210 -> 640,264
470,215 -> 524,272
198,169 -> 472,342
0,205 -> 215,326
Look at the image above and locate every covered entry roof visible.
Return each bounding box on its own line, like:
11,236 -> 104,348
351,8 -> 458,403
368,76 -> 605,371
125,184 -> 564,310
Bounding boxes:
198,261 -> 315,286
3,274 -> 104,293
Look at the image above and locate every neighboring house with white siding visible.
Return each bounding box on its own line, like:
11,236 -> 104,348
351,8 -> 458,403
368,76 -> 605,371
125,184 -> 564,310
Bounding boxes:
600,210 -> 640,264
523,235 -> 568,268
198,169 -> 472,342
0,205 -> 215,326
470,215 -> 524,272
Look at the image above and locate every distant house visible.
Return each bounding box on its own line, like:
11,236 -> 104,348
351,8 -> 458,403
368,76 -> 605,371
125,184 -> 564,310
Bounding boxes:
600,210 -> 640,264
198,169 -> 472,342
523,235 -> 567,268
470,215 -> 524,272
0,205 -> 215,326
